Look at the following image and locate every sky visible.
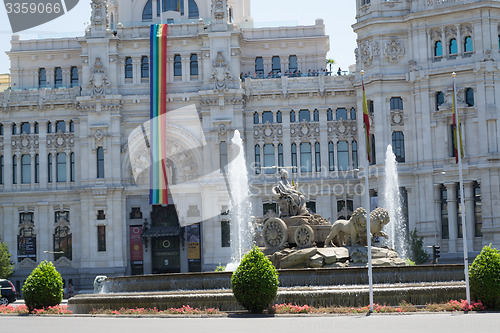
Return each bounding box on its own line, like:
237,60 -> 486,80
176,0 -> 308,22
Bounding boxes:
0,0 -> 357,75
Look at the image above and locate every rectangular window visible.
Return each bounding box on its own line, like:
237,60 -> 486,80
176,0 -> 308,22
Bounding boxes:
219,141 -> 228,173
262,111 -> 273,123
254,145 -> 261,175
56,121 -> 65,133
474,184 -> 482,237
39,68 -> 46,87
97,210 -> 106,220
54,67 -> 63,88
300,143 -> 312,173
272,56 -> 281,74
465,88 -> 474,107
291,143 -> 297,173
0,155 -> 3,185
141,56 -> 149,79
263,144 -> 275,174
289,55 -> 298,73
21,154 -> 31,184
337,141 -> 349,171
70,67 -> 79,87
130,207 -> 143,219
125,57 -> 133,79
441,186 -> 449,239
56,153 -> 66,182
255,57 -> 264,75
48,154 -> 52,183
174,54 -> 182,77
98,226 -> 106,252
299,110 -> 310,122
278,144 -> 283,169
35,154 -> 39,183
315,143 -> 321,172
21,122 -> 30,134
190,54 -> 198,76
97,147 -> 105,179
328,142 -> 334,171
13,155 -> 17,184
390,97 -> 403,110
221,221 -> 230,248
70,153 -> 75,182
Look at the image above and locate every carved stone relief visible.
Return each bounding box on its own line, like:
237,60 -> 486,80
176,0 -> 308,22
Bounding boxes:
89,57 -> 110,98
384,39 -> 405,62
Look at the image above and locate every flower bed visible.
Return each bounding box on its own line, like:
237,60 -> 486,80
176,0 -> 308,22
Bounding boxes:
0,305 -> 72,315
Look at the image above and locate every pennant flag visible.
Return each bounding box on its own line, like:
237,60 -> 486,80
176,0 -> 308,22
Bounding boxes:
150,24 -> 169,205
452,84 -> 464,164
362,75 -> 371,163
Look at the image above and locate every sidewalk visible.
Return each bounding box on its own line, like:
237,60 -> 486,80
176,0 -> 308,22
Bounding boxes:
12,299 -> 68,306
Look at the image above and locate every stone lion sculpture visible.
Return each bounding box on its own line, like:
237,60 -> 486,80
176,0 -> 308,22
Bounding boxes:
324,207 -> 367,247
363,207 -> 390,245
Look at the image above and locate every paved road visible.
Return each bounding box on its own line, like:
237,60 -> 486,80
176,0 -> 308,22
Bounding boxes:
1,313 -> 499,333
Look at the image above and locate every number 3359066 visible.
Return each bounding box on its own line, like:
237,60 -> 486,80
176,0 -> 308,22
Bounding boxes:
5,2 -> 62,14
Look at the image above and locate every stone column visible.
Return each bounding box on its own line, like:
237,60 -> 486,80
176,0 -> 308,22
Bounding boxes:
133,57 -> 140,85
182,54 -> 190,82
446,183 -> 457,253
456,25 -> 462,56
464,182 -> 475,250
38,121 -> 48,187
441,28 -> 446,57
4,122 -> 13,190
434,184 -> 443,241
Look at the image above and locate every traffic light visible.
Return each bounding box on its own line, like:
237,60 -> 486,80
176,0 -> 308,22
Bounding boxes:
432,245 -> 441,264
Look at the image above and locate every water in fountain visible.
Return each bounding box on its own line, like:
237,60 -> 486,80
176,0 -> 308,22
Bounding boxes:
383,145 -> 408,259
226,130 -> 254,271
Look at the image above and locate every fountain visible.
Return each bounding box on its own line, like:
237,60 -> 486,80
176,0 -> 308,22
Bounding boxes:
383,145 -> 408,259
225,130 -> 254,270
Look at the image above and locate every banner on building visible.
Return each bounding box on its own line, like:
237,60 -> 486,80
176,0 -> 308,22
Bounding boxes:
129,226 -> 143,263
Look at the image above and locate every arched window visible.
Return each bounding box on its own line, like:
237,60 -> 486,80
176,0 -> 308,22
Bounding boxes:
290,110 -> 296,123
262,111 -> 273,123
69,121 -> 74,133
125,57 -> 133,79
352,141 -> 358,170
21,154 -> 31,184
464,36 -> 473,53
392,131 -> 405,163
300,143 -> 312,173
97,147 -> 105,179
254,145 -> 261,174
276,111 -> 282,123
255,57 -> 264,75
350,107 -> 356,120
188,0 -> 199,18
57,153 -> 66,182
336,108 -> 347,120
48,154 -> 52,183
327,108 -> 333,121
253,112 -> 259,124
315,142 -> 321,172
70,67 -> 79,87
291,143 -> 297,173
190,54 -> 198,76
435,91 -> 444,110
299,110 -> 310,122
54,67 -> 62,88
141,56 -> 149,78
174,54 -> 182,77
157,0 -> 184,15
142,0 -> 152,21
337,141 -> 349,171
328,142 -> 334,171
449,38 -> 458,55
313,110 -> 319,122
263,144 -> 275,174
434,41 -> 443,57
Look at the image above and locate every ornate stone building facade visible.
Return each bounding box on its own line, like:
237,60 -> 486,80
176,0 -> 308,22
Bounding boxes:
0,0 -> 499,291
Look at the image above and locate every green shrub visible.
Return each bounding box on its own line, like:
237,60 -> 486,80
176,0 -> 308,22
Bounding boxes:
0,242 -> 14,279
22,261 -> 64,312
215,263 -> 226,272
409,229 -> 430,265
231,246 -> 279,313
469,244 -> 500,309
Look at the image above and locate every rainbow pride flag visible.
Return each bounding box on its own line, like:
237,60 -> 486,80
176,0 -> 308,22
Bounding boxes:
150,24 -> 168,205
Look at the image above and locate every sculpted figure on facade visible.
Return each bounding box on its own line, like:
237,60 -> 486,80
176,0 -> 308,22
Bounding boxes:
272,169 -> 308,217
89,57 -> 110,97
211,52 -> 233,91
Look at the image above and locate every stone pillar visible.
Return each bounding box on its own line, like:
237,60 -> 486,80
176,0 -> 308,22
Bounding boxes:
4,122 -> 13,190
441,28 -> 446,57
446,183 -> 457,253
456,25 -> 462,56
434,184 -> 442,241
464,182 -> 475,250
38,121 -> 48,187
182,54 -> 190,82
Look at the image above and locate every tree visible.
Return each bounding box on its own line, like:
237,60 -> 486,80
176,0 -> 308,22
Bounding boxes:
326,58 -> 335,72
409,229 -> 430,265
0,242 -> 14,279
23,261 -> 64,312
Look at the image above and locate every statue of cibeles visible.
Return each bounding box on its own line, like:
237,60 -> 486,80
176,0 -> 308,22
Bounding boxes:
272,169 -> 308,217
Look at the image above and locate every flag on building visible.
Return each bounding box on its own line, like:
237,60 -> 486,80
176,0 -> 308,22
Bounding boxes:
452,84 -> 464,164
362,76 -> 371,163
177,0 -> 181,12
149,24 -> 169,205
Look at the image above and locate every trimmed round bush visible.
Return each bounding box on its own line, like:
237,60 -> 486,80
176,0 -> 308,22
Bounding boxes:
469,244 -> 500,309
22,261 -> 64,312
231,245 -> 279,313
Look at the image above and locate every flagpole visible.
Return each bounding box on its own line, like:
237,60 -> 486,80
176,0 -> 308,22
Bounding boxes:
453,72 -> 471,306
160,0 -> 164,24
361,70 -> 374,312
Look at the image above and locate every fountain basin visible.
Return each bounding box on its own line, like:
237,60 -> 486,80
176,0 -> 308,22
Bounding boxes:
68,265 -> 468,313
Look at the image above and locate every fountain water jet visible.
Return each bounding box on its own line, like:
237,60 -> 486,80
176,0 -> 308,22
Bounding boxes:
383,145 -> 408,259
226,130 -> 254,270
